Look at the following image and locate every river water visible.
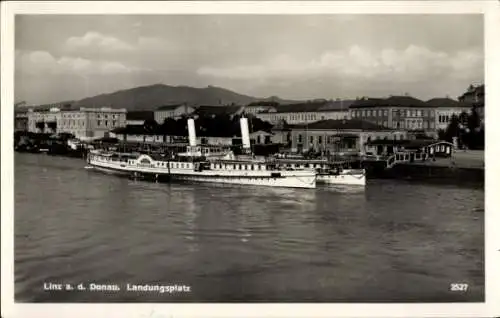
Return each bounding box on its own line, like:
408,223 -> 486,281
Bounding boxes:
14,153 -> 484,302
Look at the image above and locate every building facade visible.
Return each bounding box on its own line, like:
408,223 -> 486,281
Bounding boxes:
349,96 -> 436,133
254,100 -> 352,125
27,107 -> 127,140
288,119 -> 407,154
426,98 -> 472,131
15,110 -> 29,132
154,104 -> 196,124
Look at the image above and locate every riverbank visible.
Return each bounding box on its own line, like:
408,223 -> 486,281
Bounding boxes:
365,151 -> 484,186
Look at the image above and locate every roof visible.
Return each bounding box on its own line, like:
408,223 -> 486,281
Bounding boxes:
156,104 -> 185,111
247,101 -> 280,107
366,139 -> 454,148
111,122 -> 240,138
250,130 -> 274,136
289,119 -> 393,131
126,111 -> 155,121
194,105 -> 243,116
112,125 -> 160,135
350,96 -> 429,109
425,98 -> 464,108
272,100 -> 354,113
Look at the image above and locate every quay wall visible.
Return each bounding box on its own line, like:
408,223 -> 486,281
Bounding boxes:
365,162 -> 484,186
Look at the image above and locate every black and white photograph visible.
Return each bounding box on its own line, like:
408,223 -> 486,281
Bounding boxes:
1,1 -> 499,318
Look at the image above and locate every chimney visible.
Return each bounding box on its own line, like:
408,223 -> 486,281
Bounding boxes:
187,118 -> 197,147
240,117 -> 251,150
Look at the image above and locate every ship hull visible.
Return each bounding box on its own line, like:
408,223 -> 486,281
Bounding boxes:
316,171 -> 366,186
87,155 -> 316,189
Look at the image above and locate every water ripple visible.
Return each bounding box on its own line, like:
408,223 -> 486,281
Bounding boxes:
14,153 -> 485,302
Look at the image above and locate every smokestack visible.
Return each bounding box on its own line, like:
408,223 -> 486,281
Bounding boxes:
187,118 -> 197,147
240,117 -> 251,150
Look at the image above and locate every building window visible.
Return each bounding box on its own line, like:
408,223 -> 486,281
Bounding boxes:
298,134 -> 303,143
362,110 -> 366,117
97,120 -> 101,126
310,136 -> 314,144
318,136 -> 322,144
384,110 -> 388,117
383,121 -> 388,127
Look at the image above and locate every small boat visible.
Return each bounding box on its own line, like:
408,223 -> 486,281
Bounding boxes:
273,157 -> 366,186
315,167 -> 366,186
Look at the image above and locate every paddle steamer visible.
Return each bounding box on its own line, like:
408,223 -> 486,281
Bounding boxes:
87,118 -> 317,189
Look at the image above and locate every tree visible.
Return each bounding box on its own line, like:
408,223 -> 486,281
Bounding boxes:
467,106 -> 481,133
47,121 -> 57,132
35,121 -> 45,132
444,114 -> 460,144
458,111 -> 469,128
438,129 -> 446,140
143,119 -> 158,134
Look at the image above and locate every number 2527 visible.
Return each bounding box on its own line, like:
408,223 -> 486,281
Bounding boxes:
450,283 -> 468,292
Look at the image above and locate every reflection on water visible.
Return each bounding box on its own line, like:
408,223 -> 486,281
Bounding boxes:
14,153 -> 484,302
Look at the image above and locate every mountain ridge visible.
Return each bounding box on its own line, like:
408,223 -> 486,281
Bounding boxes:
21,84 -> 304,111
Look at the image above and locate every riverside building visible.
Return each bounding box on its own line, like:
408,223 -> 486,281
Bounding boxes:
349,96 -> 437,137
27,107 -> 127,140
254,100 -> 353,125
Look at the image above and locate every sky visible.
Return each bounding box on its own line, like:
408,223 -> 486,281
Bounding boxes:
15,14 -> 484,105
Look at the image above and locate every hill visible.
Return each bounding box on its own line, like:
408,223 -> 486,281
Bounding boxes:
65,84 -> 300,111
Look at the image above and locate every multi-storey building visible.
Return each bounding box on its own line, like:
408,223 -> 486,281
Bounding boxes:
154,104 -> 196,124
288,119 -> 407,154
458,84 -> 484,104
349,96 -> 436,134
458,84 -> 484,125
27,107 -> 127,140
426,97 -> 472,131
254,100 -> 352,125
15,110 -> 29,132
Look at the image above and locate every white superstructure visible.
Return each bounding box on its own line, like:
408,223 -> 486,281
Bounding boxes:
274,158 -> 366,186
